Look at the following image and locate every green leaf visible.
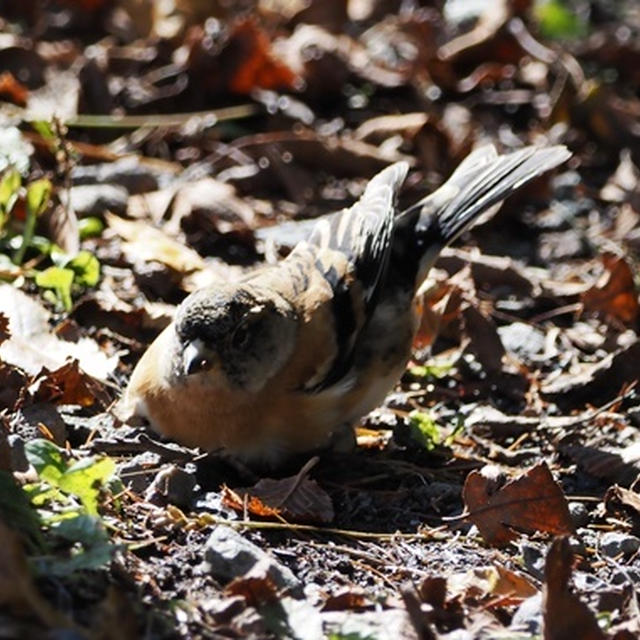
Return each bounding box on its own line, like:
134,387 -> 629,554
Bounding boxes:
407,362 -> 453,380
31,120 -> 56,141
52,514 -> 109,547
534,0 -> 587,40
408,410 -> 441,450
13,178 -> 52,265
78,217 -> 104,239
35,515 -> 118,576
35,266 -> 74,310
0,168 -> 21,225
67,250 -> 100,287
58,456 -> 116,515
26,178 -> 52,218
24,439 -> 68,485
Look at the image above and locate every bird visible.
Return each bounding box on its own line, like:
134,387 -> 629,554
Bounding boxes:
120,144 -> 570,465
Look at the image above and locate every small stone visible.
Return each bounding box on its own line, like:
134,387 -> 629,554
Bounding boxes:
568,502 -> 590,528
600,531 -> 640,558
203,525 -> 302,595
144,465 -> 197,510
511,593 -> 542,634
497,322 -> 545,358
521,543 -> 545,580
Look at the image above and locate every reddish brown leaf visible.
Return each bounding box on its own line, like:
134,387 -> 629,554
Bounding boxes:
25,360 -> 110,408
0,71 -> 28,106
543,537 -> 606,640
582,254 -> 639,325
463,462 -> 574,547
225,574 -> 279,607
222,471 -> 334,524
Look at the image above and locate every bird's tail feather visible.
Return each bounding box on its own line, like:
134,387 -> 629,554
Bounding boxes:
402,144 -> 571,284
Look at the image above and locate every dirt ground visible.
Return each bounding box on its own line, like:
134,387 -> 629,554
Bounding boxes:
0,1 -> 640,638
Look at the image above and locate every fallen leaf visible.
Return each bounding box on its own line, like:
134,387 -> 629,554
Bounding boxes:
447,565 -> 537,606
0,284 -> 117,380
222,470 -> 334,524
24,360 -> 110,409
0,71 -> 28,106
604,485 -> 640,533
582,254 -> 639,325
543,537 -> 606,640
541,340 -> 640,409
106,212 -> 205,274
463,462 -> 574,547
561,442 -> 640,487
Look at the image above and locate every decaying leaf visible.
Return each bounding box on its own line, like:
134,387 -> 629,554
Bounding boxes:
447,565 -> 537,606
0,284 -> 117,380
24,359 -> 110,408
463,462 -> 574,547
106,212 -> 205,274
543,537 -> 606,640
581,254 -> 639,325
222,469 -> 334,524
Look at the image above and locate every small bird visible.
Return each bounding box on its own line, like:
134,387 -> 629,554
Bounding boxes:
121,144 -> 570,464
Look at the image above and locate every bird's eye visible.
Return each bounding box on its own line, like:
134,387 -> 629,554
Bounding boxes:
231,324 -> 251,350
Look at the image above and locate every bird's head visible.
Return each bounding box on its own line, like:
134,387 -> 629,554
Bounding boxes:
173,283 -> 298,392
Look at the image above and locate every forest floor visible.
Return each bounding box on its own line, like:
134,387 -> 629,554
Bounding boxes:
0,1 -> 640,638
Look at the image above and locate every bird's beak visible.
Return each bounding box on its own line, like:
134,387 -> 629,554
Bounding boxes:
183,338 -> 214,376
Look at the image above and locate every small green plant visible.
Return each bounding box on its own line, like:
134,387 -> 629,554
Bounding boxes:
407,410 -> 441,450
20,439 -> 121,576
534,0 -> 587,40
0,126 -> 101,310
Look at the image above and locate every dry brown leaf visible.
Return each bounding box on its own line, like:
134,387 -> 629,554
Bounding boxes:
448,565 -> 537,606
543,537 -> 606,640
106,212 -> 205,274
222,472 -> 334,524
463,462 -> 574,547
604,485 -> 640,532
541,340 -> 640,409
0,71 -> 28,106
0,285 -> 117,380
581,254 -> 639,325
561,442 -> 640,487
24,360 -> 110,408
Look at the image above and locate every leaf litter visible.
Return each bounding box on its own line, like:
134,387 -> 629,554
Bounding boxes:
0,0 -> 640,638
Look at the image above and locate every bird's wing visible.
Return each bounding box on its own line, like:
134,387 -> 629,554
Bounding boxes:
307,161 -> 409,310
274,162 -> 408,392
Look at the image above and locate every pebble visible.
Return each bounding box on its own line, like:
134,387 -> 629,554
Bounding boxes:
600,531 -> 640,558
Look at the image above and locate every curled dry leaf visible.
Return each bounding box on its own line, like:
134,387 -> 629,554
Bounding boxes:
24,359 -> 110,408
222,472 -> 334,524
105,212 -> 205,274
581,254 -> 639,325
462,462 -> 574,547
447,565 -> 537,607
543,537 -> 606,640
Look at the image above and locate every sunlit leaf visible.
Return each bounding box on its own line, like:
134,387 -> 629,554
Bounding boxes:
58,456 -> 116,515
24,439 -> 67,485
35,266 -> 74,310
13,178 -> 52,265
408,410 -> 441,450
0,126 -> 33,175
534,0 -> 587,39
78,217 -> 104,239
26,179 -> 52,218
0,168 -> 21,224
68,250 -> 100,287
